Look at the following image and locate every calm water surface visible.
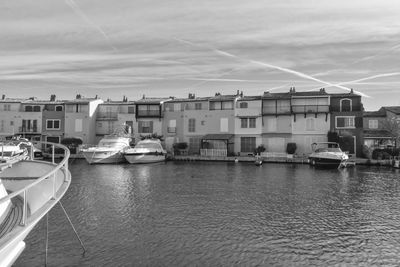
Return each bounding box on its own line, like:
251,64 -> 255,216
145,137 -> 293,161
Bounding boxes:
15,160 -> 400,266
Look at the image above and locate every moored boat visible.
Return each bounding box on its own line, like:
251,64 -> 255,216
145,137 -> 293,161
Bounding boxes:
124,139 -> 166,164
81,133 -> 131,164
308,142 -> 349,168
0,142 -> 71,266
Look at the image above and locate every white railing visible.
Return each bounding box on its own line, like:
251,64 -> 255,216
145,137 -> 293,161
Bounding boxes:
200,149 -> 227,157
0,141 -> 70,226
260,152 -> 288,158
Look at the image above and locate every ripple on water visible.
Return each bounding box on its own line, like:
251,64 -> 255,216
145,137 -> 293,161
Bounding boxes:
14,161 -> 400,266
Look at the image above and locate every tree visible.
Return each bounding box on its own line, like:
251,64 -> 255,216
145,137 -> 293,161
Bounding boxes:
381,116 -> 400,147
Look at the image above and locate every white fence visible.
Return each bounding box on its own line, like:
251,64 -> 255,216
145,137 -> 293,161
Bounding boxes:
200,149 -> 227,157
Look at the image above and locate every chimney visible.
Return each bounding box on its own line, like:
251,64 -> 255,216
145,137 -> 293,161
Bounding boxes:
50,94 -> 56,101
2,94 -> 5,100
188,93 -> 195,99
350,88 -> 354,94
240,91 -> 243,97
76,94 -> 81,99
236,90 -> 240,96
142,94 -> 146,99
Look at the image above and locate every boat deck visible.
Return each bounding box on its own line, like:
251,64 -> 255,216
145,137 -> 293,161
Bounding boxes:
0,196 -> 28,239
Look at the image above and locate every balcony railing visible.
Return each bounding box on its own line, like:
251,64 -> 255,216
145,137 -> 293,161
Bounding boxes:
167,127 -> 176,133
262,107 -> 291,115
137,110 -> 160,117
291,105 -> 329,113
18,126 -> 38,133
97,112 -> 118,120
200,149 -> 227,157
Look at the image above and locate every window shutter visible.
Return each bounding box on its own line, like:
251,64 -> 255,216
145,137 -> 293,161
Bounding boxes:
149,121 -> 153,133
138,121 -> 143,132
336,117 -> 344,128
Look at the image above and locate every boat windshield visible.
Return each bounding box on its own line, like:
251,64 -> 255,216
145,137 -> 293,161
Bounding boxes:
135,143 -> 162,150
98,141 -> 127,147
315,147 -> 342,153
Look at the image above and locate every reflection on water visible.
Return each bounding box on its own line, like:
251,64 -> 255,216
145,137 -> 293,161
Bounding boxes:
15,161 -> 400,266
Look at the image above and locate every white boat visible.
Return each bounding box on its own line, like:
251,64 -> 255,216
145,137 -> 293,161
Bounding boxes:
81,134 -> 131,164
124,139 -> 166,164
308,142 -> 349,168
0,142 -> 71,266
0,140 -> 30,165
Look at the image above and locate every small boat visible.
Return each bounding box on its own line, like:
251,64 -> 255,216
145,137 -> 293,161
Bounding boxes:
81,133 -> 131,164
308,142 -> 349,169
124,139 -> 166,164
0,142 -> 71,266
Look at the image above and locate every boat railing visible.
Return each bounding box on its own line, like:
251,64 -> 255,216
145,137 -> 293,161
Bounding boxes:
0,141 -> 71,226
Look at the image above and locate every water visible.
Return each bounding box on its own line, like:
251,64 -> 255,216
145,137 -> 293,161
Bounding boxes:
14,160 -> 400,266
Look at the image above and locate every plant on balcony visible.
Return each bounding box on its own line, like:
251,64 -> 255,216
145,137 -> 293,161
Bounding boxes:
286,143 -> 297,154
140,133 -> 164,141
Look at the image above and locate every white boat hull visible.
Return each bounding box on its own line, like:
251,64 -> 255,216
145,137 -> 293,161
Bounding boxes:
81,151 -> 126,164
124,154 -> 166,164
0,158 -> 71,267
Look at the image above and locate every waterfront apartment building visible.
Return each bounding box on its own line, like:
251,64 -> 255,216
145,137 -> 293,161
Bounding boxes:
64,95 -> 103,145
41,96 -> 66,144
163,94 -> 211,154
363,109 -> 393,150
0,97 -> 24,137
95,98 -> 136,143
17,99 -> 44,141
261,91 -> 292,153
291,90 -> 330,154
135,97 -> 171,143
329,91 -> 364,157
235,95 -> 263,155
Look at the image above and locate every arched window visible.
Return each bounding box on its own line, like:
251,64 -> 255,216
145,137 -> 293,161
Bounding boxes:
239,102 -> 248,108
340,98 -> 352,112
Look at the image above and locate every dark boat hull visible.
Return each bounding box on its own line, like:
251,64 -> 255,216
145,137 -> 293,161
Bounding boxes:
309,157 -> 343,169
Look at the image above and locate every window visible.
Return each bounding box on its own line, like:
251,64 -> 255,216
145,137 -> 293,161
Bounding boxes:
241,137 -> 256,153
220,118 -> 228,132
249,118 -> 256,128
75,119 -> 83,132
188,118 -> 196,132
25,106 -> 33,112
241,118 -> 248,128
222,101 -> 233,110
138,121 -> 153,133
336,116 -> 355,128
33,106 -> 41,112
55,105 -> 63,111
97,122 -> 103,128
239,102 -> 248,108
46,119 -> 61,130
201,120 -> 205,126
128,106 -> 135,114
10,121 -> 13,126
4,104 -> 11,111
210,102 -> 221,110
305,118 -> 315,131
340,99 -> 352,112
195,103 -> 202,110
22,119 -> 37,132
369,119 -> 378,129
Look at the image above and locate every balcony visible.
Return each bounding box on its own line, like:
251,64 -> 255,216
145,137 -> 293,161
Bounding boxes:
167,127 -> 176,134
137,110 -> 161,117
18,126 -> 38,133
262,107 -> 291,115
97,112 -> 118,120
291,105 -> 329,113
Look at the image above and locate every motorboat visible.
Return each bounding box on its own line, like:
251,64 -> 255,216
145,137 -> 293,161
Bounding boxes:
124,139 -> 166,164
0,140 -> 30,164
0,142 -> 71,266
308,142 -> 349,168
81,134 -> 131,164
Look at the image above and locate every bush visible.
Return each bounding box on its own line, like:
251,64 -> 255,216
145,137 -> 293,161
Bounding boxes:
327,131 -> 340,143
254,144 -> 266,155
372,148 -> 398,160
286,143 -> 297,154
173,142 -> 188,150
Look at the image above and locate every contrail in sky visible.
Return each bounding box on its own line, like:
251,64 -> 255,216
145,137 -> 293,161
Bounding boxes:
174,38 -> 369,97
307,72 -> 400,91
65,0 -> 117,51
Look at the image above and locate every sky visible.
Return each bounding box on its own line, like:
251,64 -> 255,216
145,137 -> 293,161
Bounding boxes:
1,0 -> 400,110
